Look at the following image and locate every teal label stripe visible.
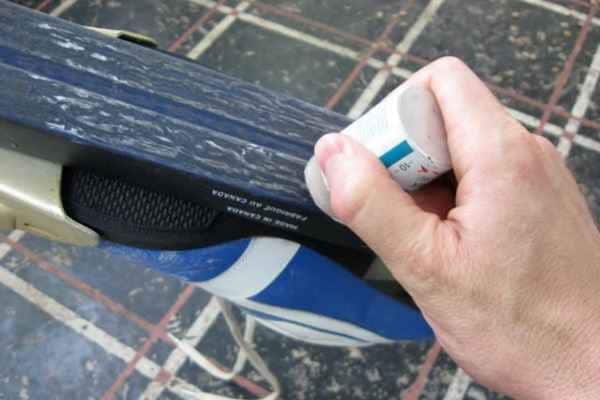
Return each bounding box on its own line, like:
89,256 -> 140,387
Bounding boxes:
379,140 -> 413,167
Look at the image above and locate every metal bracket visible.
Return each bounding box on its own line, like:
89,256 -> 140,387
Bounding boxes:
0,148 -> 99,246
0,25 -> 155,246
86,27 -> 158,48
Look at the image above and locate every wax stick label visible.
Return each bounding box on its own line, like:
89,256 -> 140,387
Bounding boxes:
341,85 -> 449,191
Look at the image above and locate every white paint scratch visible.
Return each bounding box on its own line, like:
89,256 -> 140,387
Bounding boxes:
55,40 -> 85,51
90,53 -> 108,61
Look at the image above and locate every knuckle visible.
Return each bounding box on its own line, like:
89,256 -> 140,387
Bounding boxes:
505,132 -> 546,183
510,152 -> 539,183
328,172 -> 371,224
533,134 -> 561,160
431,56 -> 470,74
533,134 -> 553,150
389,215 -> 444,282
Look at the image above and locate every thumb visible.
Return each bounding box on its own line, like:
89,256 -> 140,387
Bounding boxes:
315,133 -> 446,288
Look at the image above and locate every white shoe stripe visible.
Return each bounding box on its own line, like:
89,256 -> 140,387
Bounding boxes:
199,238 -> 300,299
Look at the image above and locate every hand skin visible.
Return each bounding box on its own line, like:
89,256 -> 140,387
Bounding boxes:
314,57 -> 600,400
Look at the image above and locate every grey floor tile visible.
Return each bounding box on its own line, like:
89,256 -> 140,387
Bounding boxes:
418,351 -> 459,400
0,273 -> 150,400
19,236 -> 199,326
249,0 -> 430,52
0,246 -> 153,351
331,66 -> 379,116
404,0 -> 600,111
175,316 -> 433,400
196,20 -> 359,105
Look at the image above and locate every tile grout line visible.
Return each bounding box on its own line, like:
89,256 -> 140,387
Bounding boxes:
573,133 -> 600,153
2,236 -> 270,397
0,232 -> 165,393
0,231 -> 25,260
0,246 -> 219,400
100,286 -> 195,400
403,342 -> 443,400
35,0 -> 53,12
186,0 -> 600,135
558,42 -> 600,157
536,5 -> 596,136
187,0 -> 600,134
518,0 -> 600,27
442,368 -> 472,400
49,0 -> 78,17
183,0 -> 600,154
376,48 -> 600,135
252,0 -> 599,40
169,0 -> 229,53
509,108 -> 561,136
138,297 -> 221,400
324,0 -> 418,110
348,0 -> 447,119
261,0 -> 600,133
3,237 -> 163,338
187,0 -> 371,64
380,66 -> 583,142
187,1 -> 251,60
225,0 -> 600,130
240,11 -> 379,67
0,265 -> 159,381
252,0 -> 373,47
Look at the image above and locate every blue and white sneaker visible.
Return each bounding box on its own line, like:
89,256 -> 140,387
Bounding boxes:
5,162 -> 433,345
105,237 -> 431,347
2,155 -> 434,399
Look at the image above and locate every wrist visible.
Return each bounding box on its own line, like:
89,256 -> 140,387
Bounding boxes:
539,325 -> 600,400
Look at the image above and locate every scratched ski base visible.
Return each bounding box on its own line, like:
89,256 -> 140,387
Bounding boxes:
0,2 -> 366,249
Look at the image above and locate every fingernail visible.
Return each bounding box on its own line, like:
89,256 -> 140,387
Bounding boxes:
304,156 -> 336,218
315,133 -> 349,172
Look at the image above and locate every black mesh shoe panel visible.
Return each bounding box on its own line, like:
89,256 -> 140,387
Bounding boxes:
61,167 -> 375,278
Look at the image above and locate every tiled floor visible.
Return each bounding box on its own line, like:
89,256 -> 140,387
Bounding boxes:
1,0 -> 599,399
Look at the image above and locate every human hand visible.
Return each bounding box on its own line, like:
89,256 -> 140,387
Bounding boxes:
313,57 -> 600,400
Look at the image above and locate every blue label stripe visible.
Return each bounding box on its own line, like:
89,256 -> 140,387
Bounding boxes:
379,140 -> 413,168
